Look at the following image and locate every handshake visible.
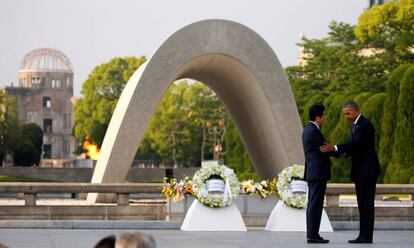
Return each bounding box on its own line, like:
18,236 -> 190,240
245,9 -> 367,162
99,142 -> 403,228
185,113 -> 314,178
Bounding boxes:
319,143 -> 347,157
320,143 -> 336,153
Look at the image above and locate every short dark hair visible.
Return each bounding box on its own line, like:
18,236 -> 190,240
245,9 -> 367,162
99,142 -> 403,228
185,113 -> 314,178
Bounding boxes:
309,104 -> 325,121
95,235 -> 116,248
343,100 -> 359,111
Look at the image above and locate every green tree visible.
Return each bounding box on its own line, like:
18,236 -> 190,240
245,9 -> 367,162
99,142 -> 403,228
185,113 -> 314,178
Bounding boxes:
140,81 -> 225,167
224,117 -> 256,180
385,64 -> 414,183
355,0 -> 414,65
379,64 -> 409,180
323,93 -> 350,182
135,136 -> 160,162
74,58 -> 236,168
13,123 -> 43,166
287,21 -> 386,120
0,92 -> 20,166
184,83 -> 223,163
74,56 -> 146,148
144,82 -> 191,166
286,0 -> 414,183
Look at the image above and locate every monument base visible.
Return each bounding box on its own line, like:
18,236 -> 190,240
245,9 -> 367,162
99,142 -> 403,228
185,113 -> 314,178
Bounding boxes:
181,200 -> 247,231
265,201 -> 333,232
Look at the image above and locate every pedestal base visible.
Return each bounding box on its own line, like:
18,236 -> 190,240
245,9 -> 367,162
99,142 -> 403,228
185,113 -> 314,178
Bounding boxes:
265,201 -> 333,232
181,200 -> 247,231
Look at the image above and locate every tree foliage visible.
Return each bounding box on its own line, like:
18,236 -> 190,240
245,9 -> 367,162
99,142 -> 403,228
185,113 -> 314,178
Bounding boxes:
0,92 -> 20,166
224,117 -> 256,181
378,65 -> 408,178
74,56 -> 146,147
355,0 -> 414,64
384,64 -> 414,183
287,0 -> 414,183
13,123 -> 43,166
143,82 -> 256,176
287,21 -> 386,119
142,82 -> 194,166
72,0 -> 414,182
74,62 -> 255,176
138,81 -> 226,167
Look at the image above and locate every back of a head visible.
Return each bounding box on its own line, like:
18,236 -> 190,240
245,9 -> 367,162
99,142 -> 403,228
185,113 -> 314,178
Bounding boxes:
115,232 -> 156,248
95,235 -> 116,248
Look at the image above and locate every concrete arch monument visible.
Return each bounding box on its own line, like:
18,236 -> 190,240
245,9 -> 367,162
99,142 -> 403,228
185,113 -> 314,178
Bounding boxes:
88,19 -> 304,202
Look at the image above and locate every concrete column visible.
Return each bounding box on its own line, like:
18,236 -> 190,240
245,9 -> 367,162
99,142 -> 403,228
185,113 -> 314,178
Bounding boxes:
88,19 -> 304,203
165,199 -> 171,221
24,193 -> 37,206
117,193 -> 130,206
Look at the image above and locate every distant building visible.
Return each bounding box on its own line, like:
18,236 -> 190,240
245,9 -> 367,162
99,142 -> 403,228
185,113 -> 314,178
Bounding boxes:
369,0 -> 389,8
6,48 -> 75,167
297,34 -> 312,67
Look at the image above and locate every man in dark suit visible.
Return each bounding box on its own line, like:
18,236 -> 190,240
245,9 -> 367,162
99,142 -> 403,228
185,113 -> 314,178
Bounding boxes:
320,100 -> 381,244
302,104 -> 333,244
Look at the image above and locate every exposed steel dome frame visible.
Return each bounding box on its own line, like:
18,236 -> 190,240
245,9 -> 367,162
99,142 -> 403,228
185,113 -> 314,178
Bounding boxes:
19,48 -> 73,72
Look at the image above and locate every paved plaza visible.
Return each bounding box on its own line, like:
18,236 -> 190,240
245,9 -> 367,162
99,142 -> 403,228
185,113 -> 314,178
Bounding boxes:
0,229 -> 413,248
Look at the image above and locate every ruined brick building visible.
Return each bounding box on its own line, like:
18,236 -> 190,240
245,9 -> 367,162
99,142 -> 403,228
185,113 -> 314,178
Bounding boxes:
6,48 -> 75,166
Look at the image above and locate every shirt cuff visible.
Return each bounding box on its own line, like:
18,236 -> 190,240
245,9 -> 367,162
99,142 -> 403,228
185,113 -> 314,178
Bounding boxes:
334,145 -> 338,151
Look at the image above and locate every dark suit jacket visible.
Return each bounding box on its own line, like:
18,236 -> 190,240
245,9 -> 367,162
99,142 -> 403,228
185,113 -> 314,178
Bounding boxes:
302,122 -> 332,181
337,115 -> 381,181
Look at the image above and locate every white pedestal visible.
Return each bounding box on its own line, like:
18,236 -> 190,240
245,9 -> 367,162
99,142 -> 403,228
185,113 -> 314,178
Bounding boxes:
181,200 -> 247,231
265,201 -> 333,232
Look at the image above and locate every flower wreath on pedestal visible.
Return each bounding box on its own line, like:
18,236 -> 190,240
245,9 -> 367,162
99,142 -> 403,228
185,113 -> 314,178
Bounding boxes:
192,164 -> 240,208
276,164 -> 307,209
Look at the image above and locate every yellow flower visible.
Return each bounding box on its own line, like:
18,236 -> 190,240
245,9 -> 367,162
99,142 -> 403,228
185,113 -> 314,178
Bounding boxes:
164,188 -> 173,198
185,184 -> 193,195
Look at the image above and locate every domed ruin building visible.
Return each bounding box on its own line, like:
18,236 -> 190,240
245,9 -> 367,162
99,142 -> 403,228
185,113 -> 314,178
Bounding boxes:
6,48 -> 75,167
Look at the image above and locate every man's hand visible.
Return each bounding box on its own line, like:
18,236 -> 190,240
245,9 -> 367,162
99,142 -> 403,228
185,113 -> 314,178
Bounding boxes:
320,144 -> 335,153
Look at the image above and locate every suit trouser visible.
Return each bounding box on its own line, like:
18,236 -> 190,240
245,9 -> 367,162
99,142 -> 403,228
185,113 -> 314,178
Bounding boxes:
355,178 -> 377,241
306,180 -> 327,239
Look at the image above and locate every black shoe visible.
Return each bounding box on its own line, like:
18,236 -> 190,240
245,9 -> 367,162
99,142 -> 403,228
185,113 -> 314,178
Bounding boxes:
348,237 -> 372,244
307,237 -> 329,244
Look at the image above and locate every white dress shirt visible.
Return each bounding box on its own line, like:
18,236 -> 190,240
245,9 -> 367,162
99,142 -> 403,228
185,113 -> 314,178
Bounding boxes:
334,113 -> 362,151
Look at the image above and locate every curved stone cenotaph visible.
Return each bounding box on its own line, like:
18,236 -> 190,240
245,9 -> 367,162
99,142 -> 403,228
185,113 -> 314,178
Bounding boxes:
88,19 -> 304,202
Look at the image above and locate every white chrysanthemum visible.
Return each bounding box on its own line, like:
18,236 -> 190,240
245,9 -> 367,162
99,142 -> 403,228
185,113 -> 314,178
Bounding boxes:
192,164 -> 240,208
277,165 -> 307,209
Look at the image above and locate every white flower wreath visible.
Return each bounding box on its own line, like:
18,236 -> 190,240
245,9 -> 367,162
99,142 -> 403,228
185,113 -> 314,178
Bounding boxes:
192,164 -> 240,208
276,164 -> 308,209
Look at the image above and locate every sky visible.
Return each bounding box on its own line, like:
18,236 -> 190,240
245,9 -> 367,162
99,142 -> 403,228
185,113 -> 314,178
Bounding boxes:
0,0 -> 368,97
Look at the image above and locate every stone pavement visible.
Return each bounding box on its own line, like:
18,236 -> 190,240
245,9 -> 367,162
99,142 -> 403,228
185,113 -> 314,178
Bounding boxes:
0,229 -> 413,248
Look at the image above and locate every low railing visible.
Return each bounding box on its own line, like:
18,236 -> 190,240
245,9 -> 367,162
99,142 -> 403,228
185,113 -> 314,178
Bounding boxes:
0,183 -> 165,221
0,182 -> 162,206
325,183 -> 414,207
0,183 -> 412,222
325,184 -> 414,222
169,184 -> 414,225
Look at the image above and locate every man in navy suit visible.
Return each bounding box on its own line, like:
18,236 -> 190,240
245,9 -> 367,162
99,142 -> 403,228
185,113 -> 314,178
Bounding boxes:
302,104 -> 334,244
320,100 -> 381,244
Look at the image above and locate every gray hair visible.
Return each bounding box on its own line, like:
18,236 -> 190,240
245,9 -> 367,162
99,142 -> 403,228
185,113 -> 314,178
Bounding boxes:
343,100 -> 359,111
115,231 -> 156,248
